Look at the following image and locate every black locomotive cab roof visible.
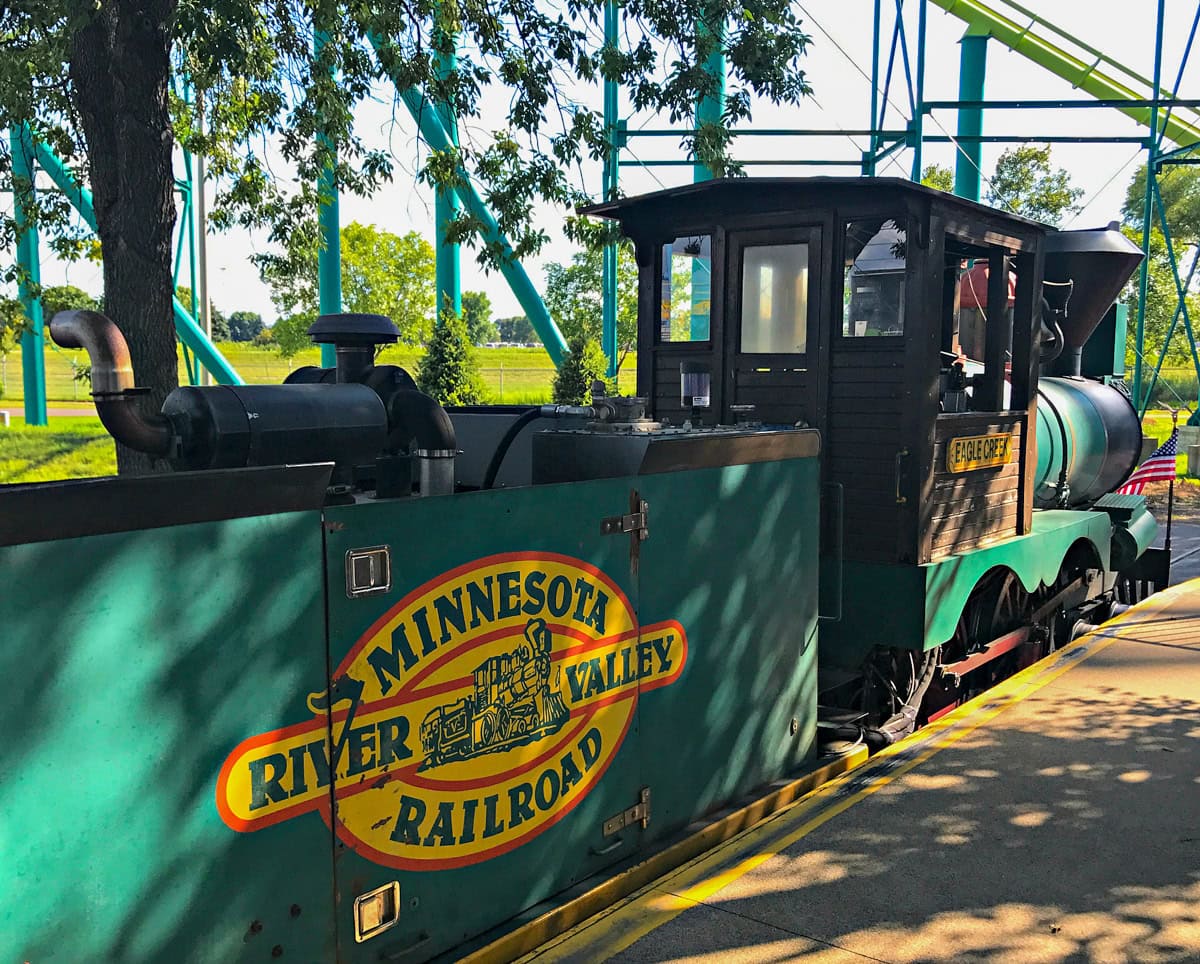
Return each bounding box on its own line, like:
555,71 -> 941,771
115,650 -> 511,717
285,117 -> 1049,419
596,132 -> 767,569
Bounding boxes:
581,176 -> 1050,243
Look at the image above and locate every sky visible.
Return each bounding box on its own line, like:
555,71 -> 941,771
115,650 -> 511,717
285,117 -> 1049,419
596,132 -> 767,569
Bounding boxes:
14,0 -> 1200,324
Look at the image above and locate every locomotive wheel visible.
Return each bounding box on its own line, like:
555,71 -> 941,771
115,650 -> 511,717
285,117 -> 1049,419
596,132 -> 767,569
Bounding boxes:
923,570 -> 1031,721
478,712 -> 497,747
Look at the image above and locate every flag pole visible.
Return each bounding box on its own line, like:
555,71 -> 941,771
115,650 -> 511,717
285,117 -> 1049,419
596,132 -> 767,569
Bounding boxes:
1166,409 -> 1179,555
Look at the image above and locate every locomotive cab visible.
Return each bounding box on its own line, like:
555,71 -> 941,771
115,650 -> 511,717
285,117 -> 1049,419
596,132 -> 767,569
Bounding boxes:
585,177 -> 1053,567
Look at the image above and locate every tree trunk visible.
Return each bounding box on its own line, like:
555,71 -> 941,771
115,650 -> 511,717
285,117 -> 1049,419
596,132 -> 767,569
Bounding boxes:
69,0 -> 179,474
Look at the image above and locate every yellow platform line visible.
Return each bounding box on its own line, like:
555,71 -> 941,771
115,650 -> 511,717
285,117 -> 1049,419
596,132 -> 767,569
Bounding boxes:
519,582 -> 1188,962
461,749 -> 868,964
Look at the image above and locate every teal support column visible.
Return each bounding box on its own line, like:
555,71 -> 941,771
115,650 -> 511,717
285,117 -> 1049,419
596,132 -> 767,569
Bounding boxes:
397,87 -> 568,364
1133,0 -> 1166,411
315,30 -> 340,367
10,125 -> 47,425
865,0 -> 881,175
910,0 -> 928,180
953,26 -> 989,202
434,38 -> 461,320
30,139 -> 242,385
691,15 -> 725,341
601,0 -> 620,377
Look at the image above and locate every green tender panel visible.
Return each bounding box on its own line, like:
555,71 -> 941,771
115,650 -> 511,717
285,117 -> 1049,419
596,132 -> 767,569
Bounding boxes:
322,478 -> 646,963
636,457 -> 819,837
318,453 -> 820,961
822,510 -> 1113,665
0,512 -> 335,962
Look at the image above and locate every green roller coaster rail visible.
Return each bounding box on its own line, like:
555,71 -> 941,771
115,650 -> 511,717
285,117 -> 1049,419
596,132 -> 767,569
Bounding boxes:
929,0 -> 1200,148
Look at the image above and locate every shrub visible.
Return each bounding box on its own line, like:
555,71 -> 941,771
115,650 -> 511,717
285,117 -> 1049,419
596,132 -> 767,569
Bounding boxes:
417,307 -> 486,405
552,336 -> 608,405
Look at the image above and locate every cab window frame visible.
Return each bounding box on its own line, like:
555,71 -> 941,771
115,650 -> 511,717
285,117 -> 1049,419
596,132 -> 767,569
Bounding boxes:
837,213 -> 912,347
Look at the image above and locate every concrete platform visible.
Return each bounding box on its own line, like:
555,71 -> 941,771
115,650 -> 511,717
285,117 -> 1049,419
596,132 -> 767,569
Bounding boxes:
522,581 -> 1200,963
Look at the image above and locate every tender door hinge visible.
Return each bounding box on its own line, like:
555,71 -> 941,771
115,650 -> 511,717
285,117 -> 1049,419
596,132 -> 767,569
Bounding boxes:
601,500 -> 649,540
602,786 -> 651,837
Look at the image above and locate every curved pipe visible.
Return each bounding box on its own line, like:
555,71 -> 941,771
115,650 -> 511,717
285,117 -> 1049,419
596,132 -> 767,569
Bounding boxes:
49,309 -> 135,395
49,309 -> 174,457
387,389 -> 456,453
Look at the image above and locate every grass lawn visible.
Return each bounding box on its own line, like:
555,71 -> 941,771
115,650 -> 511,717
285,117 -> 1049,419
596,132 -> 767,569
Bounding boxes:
1,342 -> 636,405
0,416 -> 115,483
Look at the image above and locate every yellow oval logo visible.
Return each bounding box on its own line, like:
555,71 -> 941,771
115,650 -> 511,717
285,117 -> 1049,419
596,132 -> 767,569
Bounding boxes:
217,551 -> 687,870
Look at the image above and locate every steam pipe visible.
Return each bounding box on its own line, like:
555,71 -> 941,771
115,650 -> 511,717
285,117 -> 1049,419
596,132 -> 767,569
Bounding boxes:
49,310 -> 175,457
387,389 -> 457,454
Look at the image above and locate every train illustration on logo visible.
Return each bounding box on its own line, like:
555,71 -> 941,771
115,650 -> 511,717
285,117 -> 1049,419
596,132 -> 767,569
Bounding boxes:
418,618 -> 570,770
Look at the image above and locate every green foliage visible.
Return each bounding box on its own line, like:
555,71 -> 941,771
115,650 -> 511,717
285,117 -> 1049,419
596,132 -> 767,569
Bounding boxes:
265,222 -> 435,357
920,164 -> 954,194
417,308 -> 486,406
552,336 -> 607,404
1119,224 -> 1200,370
1123,164 -> 1200,246
175,285 -> 229,340
986,145 -> 1082,226
227,310 -> 264,342
41,284 -> 99,318
495,315 -> 539,344
0,297 -> 23,357
1120,164 -> 1200,375
0,0 -> 814,411
462,291 -> 498,345
0,285 -> 99,355
543,243 -> 637,370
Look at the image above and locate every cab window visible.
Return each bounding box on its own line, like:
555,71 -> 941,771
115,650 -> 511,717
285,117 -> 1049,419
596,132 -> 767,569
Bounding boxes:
843,218 -> 907,337
660,235 -> 713,342
740,243 -> 809,354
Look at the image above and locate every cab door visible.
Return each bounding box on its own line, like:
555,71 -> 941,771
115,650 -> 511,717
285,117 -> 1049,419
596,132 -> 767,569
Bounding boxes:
826,214 -> 915,563
723,226 -> 823,428
321,479 -> 646,962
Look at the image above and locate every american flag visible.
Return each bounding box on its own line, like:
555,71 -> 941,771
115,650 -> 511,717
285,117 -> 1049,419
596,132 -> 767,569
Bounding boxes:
1117,429 -> 1179,495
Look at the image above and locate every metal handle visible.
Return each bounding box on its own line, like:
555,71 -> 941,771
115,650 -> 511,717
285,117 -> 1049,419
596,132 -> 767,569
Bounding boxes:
819,482 -> 844,623
589,838 -> 624,856
894,448 -> 909,504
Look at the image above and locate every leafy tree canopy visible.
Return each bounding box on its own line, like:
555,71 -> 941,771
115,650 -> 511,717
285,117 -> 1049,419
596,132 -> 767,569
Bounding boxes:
1123,163 -> 1200,246
266,221 -> 435,356
495,315 -> 539,344
461,290 -> 497,345
228,310 -> 264,342
0,1 -> 813,406
41,284 -> 100,319
543,243 -> 637,370
986,145 -> 1083,226
920,164 -> 954,194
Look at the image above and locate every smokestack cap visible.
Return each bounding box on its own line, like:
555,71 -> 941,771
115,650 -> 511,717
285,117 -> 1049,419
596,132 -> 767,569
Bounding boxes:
309,313 -> 399,347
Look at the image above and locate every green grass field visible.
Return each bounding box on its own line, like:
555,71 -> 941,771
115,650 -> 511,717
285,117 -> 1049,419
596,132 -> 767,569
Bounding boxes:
0,416 -> 115,483
0,342 -> 636,405
0,341 -> 638,482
